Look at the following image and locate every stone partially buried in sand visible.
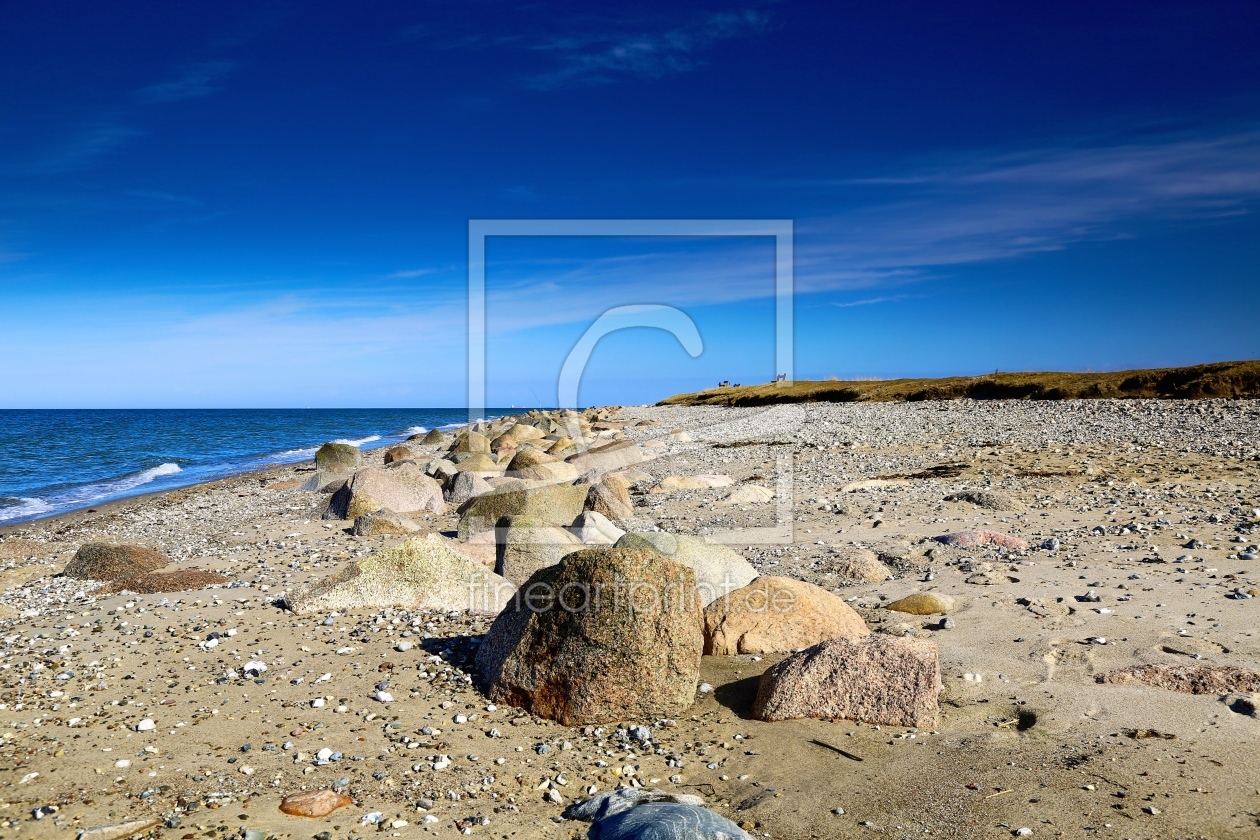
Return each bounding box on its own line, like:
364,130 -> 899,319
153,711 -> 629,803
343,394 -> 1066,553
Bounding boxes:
323,461 -> 446,520
64,543 -> 170,581
102,569 -> 230,594
933,529 -> 1029,550
278,789 -> 353,817
474,547 -> 702,726
703,576 -> 869,655
885,592 -> 956,615
943,489 -> 1023,511
650,474 -> 734,493
722,484 -> 775,505
752,634 -> 941,728
284,533 -> 515,615
827,547 -> 891,583
615,531 -> 756,607
1097,663 -> 1260,694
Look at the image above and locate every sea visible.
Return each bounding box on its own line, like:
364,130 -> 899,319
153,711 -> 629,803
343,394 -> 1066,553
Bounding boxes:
0,408 -> 515,525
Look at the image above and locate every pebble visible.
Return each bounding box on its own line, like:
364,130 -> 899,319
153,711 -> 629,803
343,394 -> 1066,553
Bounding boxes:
135,718 -> 156,731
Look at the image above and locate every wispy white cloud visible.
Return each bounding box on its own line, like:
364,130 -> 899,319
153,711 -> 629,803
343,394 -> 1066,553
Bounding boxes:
386,268 -> 438,279
124,188 -> 204,206
830,294 -> 914,308
525,9 -> 771,89
28,122 -> 144,175
802,129 -> 1260,272
133,60 -> 240,105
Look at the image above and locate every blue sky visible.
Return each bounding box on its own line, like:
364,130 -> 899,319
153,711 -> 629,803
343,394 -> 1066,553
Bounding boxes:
2,0 -> 1258,408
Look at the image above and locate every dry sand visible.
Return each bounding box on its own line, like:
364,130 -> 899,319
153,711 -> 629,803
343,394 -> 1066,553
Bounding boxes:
0,399 -> 1258,840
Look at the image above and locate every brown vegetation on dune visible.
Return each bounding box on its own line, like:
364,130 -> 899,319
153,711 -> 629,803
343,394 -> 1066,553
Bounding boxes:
659,360 -> 1260,406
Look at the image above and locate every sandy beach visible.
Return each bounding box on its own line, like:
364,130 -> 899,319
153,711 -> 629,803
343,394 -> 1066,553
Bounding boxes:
1,399 -> 1258,840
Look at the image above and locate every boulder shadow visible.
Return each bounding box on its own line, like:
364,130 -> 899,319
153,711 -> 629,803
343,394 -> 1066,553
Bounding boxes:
712,674 -> 763,720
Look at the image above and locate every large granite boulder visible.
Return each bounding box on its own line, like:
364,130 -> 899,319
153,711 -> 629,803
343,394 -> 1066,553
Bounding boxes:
565,440 -> 644,473
284,534 -> 515,615
450,431 -> 491,454
494,515 -> 583,585
382,445 -> 414,464
65,543 -> 170,581
420,428 -> 445,445
752,635 -> 941,728
474,547 -> 703,725
703,576 -> 869,655
453,453 -> 501,474
507,423 -> 545,443
323,461 -> 446,520
615,532 -> 756,607
445,470 -> 493,506
457,481 -> 589,539
586,479 -> 634,521
314,442 -> 362,474
505,447 -> 551,470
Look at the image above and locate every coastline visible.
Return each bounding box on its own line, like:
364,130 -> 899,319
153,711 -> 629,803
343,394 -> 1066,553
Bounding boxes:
0,410 -> 501,530
0,459 -> 298,537
0,399 -> 1256,839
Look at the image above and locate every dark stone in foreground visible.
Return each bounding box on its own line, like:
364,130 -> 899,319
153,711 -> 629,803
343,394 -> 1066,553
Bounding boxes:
474,547 -> 702,725
563,789 -> 751,840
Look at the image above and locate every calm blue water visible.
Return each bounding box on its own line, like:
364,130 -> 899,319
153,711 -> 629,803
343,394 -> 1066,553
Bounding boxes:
0,409 -> 514,524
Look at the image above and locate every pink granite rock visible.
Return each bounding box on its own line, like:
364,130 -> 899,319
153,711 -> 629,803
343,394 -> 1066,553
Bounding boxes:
752,634 -> 941,727
933,529 -> 1028,550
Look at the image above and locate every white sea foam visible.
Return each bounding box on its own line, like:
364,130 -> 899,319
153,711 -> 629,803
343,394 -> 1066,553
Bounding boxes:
75,463 -> 183,500
0,498 -> 55,523
332,435 -> 382,447
401,426 -> 428,436
0,463 -> 183,523
274,447 -> 319,459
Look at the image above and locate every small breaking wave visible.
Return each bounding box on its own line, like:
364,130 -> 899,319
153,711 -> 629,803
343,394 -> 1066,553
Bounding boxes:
332,435 -> 382,447
68,463 -> 183,502
0,497 -> 55,523
0,463 -> 182,523
272,446 -> 319,460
